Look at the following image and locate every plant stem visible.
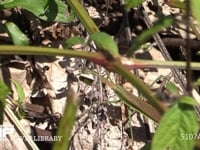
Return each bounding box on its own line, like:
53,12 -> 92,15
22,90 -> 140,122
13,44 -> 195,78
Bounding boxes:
111,60 -> 167,114
1,46 -> 200,70
66,0 -> 99,34
121,57 -> 200,70
53,88 -> 79,150
102,78 -> 162,122
0,45 -> 100,59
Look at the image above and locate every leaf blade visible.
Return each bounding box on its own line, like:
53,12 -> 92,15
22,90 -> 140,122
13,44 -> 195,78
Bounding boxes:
152,97 -> 198,150
0,0 -> 74,22
64,36 -> 85,49
125,0 -> 145,9
5,22 -> 29,46
89,32 -> 119,57
11,79 -> 25,103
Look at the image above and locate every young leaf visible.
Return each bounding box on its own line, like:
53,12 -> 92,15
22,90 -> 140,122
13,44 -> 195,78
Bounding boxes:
152,97 -> 199,150
0,81 -> 9,124
179,96 -> 198,106
193,77 -> 200,87
0,0 -> 74,23
11,80 -> 25,103
125,0 -> 145,9
64,36 -> 85,49
89,32 -> 119,57
10,80 -> 25,119
166,81 -> 179,96
5,22 -> 29,45
15,107 -> 25,120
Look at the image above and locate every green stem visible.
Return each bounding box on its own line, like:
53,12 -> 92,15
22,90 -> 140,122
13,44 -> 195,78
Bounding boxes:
66,0 -> 99,34
53,88 -> 79,150
102,78 -> 162,122
2,45 -> 200,71
112,60 -> 167,114
123,57 -> 200,70
0,45 -> 100,59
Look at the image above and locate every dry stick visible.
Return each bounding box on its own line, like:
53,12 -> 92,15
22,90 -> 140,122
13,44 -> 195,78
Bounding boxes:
162,38 -> 200,49
185,0 -> 200,119
120,0 -> 132,45
140,5 -> 186,91
185,0 -> 192,94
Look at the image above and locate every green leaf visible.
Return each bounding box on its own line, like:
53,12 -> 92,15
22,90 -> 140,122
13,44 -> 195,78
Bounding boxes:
128,16 -> 174,55
152,98 -> 199,150
125,0 -> 145,9
0,0 -> 74,23
89,32 -> 119,57
193,77 -> 200,87
0,81 -> 9,100
5,22 -> 29,46
191,0 -> 200,25
11,80 -> 25,103
15,107 -> 25,120
179,96 -> 198,106
166,81 -> 179,96
0,81 -> 9,124
64,36 -> 85,49
11,80 -> 25,119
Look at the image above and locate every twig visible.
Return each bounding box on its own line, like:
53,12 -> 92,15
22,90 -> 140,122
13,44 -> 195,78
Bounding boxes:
162,38 -> 200,49
185,0 -> 192,93
119,0 -> 132,45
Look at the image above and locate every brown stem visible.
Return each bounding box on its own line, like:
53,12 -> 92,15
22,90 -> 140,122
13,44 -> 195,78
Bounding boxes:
162,38 -> 200,49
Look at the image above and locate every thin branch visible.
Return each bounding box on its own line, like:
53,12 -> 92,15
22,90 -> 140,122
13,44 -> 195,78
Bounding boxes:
185,0 -> 192,93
